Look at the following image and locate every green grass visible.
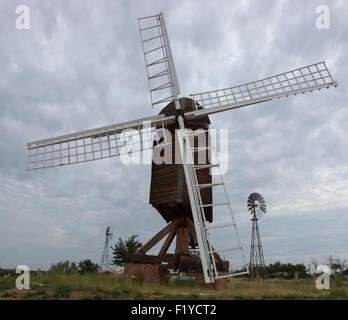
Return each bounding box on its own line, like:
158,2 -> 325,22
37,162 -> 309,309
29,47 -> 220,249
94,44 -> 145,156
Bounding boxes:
54,284 -> 72,298
134,293 -> 145,300
1,291 -> 17,298
0,272 -> 347,300
0,279 -> 13,292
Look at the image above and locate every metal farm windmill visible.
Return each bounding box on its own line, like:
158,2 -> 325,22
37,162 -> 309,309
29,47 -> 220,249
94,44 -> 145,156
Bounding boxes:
26,12 -> 337,284
100,226 -> 113,272
247,193 -> 267,280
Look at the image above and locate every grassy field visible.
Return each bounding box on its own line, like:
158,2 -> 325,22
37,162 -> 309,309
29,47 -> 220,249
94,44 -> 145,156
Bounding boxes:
0,272 -> 347,300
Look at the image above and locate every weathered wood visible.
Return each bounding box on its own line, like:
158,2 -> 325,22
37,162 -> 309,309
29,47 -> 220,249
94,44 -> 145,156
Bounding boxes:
129,214 -> 230,273
211,247 -> 223,263
126,254 -> 179,264
186,218 -> 198,246
175,226 -> 190,255
136,220 -> 178,254
158,228 -> 176,256
149,97 -> 213,223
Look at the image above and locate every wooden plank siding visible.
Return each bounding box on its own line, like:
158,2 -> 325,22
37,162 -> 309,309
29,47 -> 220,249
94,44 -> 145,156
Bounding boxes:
149,98 -> 213,223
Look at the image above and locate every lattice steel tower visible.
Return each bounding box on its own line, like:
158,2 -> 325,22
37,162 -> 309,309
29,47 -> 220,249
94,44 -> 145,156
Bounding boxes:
248,193 -> 267,280
100,226 -> 112,272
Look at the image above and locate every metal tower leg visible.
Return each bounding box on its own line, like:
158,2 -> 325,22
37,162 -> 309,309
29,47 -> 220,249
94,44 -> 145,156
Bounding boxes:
249,218 -> 267,280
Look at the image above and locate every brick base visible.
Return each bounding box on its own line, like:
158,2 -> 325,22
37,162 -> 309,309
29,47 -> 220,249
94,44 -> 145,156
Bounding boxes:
124,263 -> 231,289
124,263 -> 161,284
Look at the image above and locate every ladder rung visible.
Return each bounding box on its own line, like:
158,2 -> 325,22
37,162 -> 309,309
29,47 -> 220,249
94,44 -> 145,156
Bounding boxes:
215,271 -> 249,279
185,131 -> 209,137
152,96 -> 173,105
205,222 -> 236,230
146,58 -> 166,67
199,202 -> 229,208
196,183 -> 223,189
193,164 -> 219,170
148,69 -> 170,80
150,82 -> 172,92
140,25 -> 160,32
138,14 -> 159,21
142,34 -> 162,43
209,246 -> 242,254
144,45 -> 164,55
190,146 -> 212,152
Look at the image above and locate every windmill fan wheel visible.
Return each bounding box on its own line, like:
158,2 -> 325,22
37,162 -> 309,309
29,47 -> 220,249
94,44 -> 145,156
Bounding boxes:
247,193 -> 266,219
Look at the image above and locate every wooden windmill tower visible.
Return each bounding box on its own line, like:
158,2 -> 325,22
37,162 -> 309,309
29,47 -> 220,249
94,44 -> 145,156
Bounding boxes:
26,12 -> 337,284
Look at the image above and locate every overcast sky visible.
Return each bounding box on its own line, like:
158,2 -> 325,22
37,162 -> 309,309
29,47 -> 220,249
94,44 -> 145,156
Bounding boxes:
0,0 -> 347,271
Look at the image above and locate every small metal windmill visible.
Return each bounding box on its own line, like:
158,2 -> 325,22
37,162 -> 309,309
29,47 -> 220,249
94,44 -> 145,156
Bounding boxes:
100,226 -> 113,272
26,12 -> 338,284
248,193 -> 267,280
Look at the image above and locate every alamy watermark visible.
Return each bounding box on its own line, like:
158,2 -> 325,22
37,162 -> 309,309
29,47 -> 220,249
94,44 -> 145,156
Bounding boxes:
15,5 -> 30,30
315,265 -> 331,290
118,125 -> 229,175
15,265 -> 30,289
315,5 -> 330,30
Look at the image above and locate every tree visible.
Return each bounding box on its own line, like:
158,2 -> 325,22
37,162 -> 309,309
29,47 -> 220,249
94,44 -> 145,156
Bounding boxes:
265,261 -> 308,279
49,260 -> 78,273
78,259 -> 100,274
111,235 -> 142,267
330,257 -> 346,275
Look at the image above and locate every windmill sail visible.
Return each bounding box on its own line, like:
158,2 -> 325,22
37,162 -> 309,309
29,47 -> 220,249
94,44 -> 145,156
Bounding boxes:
26,114 -> 172,170
27,61 -> 337,172
138,12 -> 180,108
188,61 -> 337,119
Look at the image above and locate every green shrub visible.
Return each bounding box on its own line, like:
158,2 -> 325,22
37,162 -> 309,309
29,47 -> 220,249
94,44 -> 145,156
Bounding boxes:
78,260 -> 100,274
49,260 -> 78,273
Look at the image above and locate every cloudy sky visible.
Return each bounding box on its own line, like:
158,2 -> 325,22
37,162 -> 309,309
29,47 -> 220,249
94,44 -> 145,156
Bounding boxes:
0,0 -> 347,271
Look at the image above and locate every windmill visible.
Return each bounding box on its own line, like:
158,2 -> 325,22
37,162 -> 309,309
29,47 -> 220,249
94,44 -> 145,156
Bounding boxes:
26,12 -> 338,284
100,226 -> 113,272
247,193 -> 267,280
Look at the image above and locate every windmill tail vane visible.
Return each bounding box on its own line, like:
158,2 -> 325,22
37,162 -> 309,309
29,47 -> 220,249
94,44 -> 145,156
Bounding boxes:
25,12 -> 338,284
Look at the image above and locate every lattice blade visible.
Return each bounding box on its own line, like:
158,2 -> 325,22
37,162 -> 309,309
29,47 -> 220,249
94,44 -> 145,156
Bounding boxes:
189,61 -> 337,115
138,12 -> 180,108
26,115 -> 172,171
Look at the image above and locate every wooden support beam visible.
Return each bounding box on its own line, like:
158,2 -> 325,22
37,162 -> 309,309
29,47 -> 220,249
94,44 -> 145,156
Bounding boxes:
136,219 -> 178,255
127,254 -> 179,264
186,217 -> 198,245
175,226 -> 190,255
159,228 -> 176,256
